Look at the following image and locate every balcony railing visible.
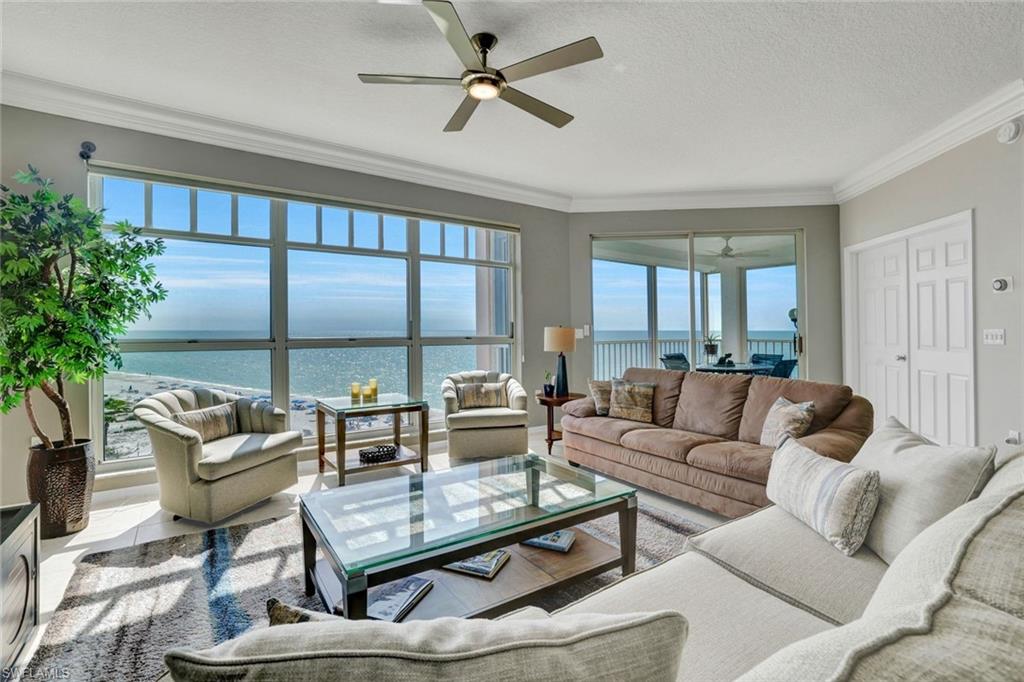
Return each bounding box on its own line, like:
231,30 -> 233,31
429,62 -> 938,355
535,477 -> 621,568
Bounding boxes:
593,337 -> 796,379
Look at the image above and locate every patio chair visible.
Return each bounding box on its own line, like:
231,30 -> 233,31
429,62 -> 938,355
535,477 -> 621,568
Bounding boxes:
770,359 -> 798,378
750,353 -> 783,366
660,353 -> 690,371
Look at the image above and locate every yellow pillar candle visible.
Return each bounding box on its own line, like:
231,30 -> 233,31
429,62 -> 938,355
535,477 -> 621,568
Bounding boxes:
350,382 -> 361,402
361,385 -> 374,402
368,378 -> 378,400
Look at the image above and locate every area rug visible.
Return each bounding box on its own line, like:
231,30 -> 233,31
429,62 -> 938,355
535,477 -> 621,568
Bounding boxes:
28,504 -> 705,680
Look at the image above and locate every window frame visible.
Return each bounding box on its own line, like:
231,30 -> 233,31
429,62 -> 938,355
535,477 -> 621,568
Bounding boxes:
88,168 -> 519,469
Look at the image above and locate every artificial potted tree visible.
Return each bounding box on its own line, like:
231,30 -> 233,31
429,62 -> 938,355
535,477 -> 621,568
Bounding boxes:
0,167 -> 166,538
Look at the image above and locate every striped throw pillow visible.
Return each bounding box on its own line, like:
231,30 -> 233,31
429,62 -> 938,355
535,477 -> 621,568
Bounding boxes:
760,397 -> 815,447
766,439 -> 880,556
456,382 -> 508,409
608,379 -> 656,424
172,402 -> 237,442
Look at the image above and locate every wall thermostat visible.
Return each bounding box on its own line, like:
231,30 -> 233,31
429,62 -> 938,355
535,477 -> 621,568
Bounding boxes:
992,276 -> 1013,293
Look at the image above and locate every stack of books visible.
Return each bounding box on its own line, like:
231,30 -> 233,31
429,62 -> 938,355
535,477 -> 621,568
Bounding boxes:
366,576 -> 433,622
521,529 -> 577,553
443,549 -> 510,580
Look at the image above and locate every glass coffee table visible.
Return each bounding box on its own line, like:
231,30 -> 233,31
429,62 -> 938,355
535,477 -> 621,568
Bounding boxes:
300,454 -> 637,620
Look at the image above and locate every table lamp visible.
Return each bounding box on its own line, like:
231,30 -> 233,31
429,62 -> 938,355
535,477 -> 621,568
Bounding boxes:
544,326 -> 577,397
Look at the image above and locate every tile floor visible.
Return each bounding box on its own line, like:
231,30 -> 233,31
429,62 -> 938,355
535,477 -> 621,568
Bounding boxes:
23,431 -> 725,667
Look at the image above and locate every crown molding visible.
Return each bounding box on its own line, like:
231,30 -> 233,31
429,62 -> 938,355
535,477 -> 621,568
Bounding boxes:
0,72 -> 574,211
1,71 -> 837,213
568,186 -> 836,213
834,79 -> 1024,203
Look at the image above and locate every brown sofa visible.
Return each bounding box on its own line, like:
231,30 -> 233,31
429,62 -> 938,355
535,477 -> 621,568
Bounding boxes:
560,367 -> 873,518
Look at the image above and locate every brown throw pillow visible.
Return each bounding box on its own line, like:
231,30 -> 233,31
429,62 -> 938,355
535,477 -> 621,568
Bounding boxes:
609,380 -> 656,423
172,402 -> 237,442
456,382 -> 508,409
760,397 -> 815,448
588,379 -> 612,416
266,598 -> 336,625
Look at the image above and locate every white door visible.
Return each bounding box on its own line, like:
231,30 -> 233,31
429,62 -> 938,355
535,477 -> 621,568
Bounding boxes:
857,240 -> 910,428
907,220 -> 974,445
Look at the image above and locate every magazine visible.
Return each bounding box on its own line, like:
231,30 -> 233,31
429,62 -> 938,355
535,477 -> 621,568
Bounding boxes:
366,575 -> 433,622
443,549 -> 510,579
522,529 -> 577,553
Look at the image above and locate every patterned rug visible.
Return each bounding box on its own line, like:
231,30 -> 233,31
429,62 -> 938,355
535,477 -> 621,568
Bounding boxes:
28,504 -> 705,680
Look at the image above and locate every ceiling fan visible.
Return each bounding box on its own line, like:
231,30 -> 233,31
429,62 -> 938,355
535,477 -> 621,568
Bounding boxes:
716,237 -> 775,259
358,0 -> 603,132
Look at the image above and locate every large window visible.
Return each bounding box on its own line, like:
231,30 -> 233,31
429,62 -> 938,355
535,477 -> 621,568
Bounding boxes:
91,172 -> 517,463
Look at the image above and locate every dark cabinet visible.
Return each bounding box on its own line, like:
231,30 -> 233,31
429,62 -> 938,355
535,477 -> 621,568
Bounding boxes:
1,504 -> 39,674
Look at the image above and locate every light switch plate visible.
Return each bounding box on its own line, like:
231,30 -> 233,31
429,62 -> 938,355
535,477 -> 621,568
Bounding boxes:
983,329 -> 1006,345
575,327 -> 584,339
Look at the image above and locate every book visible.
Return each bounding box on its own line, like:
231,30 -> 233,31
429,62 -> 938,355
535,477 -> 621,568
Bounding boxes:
522,529 -> 577,553
366,575 -> 433,622
443,549 -> 510,579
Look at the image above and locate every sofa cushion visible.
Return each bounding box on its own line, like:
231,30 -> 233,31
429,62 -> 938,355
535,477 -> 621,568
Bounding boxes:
558,552 -> 833,681
173,402 -> 238,442
982,447 -> 1024,496
609,379 -> 656,423
587,379 -> 612,416
196,431 -> 302,481
851,417 -> 997,563
766,439 -> 880,556
446,407 -> 528,431
622,367 -> 686,428
686,505 -> 888,625
620,429 -> 725,464
686,441 -> 774,485
738,376 -> 853,444
738,487 -> 1024,682
560,415 -> 659,445
165,610 -> 688,682
672,372 -> 751,439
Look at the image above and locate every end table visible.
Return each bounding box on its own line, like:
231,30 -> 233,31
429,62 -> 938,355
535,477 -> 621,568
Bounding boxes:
534,391 -> 586,455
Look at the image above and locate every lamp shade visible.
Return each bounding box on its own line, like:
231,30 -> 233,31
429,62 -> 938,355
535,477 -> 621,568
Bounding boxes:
544,326 -> 577,353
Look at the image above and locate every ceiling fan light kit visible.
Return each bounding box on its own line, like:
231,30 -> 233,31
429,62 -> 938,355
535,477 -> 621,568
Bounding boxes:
357,0 -> 603,131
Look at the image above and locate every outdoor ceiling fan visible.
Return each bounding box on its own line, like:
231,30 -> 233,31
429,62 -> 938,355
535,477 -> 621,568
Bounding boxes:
717,237 -> 774,259
357,0 -> 603,131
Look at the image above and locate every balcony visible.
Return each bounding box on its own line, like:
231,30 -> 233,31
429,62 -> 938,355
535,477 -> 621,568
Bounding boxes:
594,337 -> 796,380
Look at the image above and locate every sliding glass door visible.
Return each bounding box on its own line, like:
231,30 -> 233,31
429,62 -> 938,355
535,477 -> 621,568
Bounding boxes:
592,233 -> 802,381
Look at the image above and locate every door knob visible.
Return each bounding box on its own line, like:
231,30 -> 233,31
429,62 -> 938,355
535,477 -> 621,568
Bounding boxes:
895,354 -> 907,361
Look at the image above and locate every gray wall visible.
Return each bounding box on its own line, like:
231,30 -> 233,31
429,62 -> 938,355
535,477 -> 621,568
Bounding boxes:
840,132 -> 1024,451
0,105 -> 572,504
567,206 -> 843,384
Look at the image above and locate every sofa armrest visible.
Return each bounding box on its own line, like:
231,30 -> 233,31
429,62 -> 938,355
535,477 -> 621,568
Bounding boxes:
506,378 -> 528,411
796,428 -> 866,463
562,397 -> 597,418
441,377 -> 460,418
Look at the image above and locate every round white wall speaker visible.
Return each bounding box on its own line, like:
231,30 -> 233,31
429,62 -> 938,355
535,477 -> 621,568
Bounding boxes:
996,120 -> 1022,145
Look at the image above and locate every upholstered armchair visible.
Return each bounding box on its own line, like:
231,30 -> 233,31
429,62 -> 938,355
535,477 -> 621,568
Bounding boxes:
441,371 -> 529,461
133,388 -> 301,523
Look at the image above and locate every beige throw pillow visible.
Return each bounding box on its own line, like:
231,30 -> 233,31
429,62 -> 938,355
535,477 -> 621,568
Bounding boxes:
609,379 -> 656,423
456,382 -> 508,409
172,402 -> 237,442
766,439 -> 880,556
760,397 -> 815,448
165,610 -> 688,681
850,417 -> 997,564
588,379 -> 612,416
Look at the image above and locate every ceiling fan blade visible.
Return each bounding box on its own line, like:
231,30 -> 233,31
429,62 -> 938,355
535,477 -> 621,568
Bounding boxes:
444,95 -> 480,132
499,36 -> 603,83
358,74 -> 462,85
422,0 -> 483,71
499,87 -> 573,128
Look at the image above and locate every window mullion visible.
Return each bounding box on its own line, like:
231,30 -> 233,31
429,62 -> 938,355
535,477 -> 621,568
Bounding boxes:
270,199 -> 290,421
409,219 -> 423,404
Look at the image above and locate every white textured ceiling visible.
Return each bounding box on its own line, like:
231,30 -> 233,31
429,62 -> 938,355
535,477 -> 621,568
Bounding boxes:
2,1 -> 1022,201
